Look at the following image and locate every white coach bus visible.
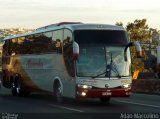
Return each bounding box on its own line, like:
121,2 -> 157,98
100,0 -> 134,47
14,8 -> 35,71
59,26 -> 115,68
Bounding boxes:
1,22 -> 142,102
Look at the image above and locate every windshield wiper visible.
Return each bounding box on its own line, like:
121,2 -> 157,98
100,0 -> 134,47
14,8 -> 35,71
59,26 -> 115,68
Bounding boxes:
92,52 -> 121,79
109,52 -> 121,78
111,62 -> 121,78
92,70 -> 109,79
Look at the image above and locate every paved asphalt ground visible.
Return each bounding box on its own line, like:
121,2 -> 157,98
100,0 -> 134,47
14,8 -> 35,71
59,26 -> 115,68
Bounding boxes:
0,84 -> 160,119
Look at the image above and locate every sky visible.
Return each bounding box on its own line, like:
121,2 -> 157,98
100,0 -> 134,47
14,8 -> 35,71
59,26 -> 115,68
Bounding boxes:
0,0 -> 160,29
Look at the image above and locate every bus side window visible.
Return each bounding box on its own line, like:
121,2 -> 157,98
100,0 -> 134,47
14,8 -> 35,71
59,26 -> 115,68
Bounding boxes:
43,31 -> 54,53
10,38 -> 18,55
2,40 -> 11,64
18,36 -> 32,54
52,30 -> 63,53
63,29 -> 75,77
3,41 -> 8,56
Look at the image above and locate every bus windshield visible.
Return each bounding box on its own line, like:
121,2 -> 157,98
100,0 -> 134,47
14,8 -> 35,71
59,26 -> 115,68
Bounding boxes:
75,30 -> 131,78
76,46 -> 131,77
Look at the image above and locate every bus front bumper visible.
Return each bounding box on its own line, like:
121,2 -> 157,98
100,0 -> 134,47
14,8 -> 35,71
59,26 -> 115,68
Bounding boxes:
76,86 -> 131,98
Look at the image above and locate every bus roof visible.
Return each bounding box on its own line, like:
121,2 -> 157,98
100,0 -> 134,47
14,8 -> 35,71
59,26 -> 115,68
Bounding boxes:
2,22 -> 125,41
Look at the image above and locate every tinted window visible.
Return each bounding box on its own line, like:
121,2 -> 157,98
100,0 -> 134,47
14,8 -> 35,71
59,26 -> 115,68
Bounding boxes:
5,31 -> 64,55
52,30 -> 63,53
10,32 -> 57,54
63,29 -> 75,77
2,40 -> 11,64
74,30 -> 128,46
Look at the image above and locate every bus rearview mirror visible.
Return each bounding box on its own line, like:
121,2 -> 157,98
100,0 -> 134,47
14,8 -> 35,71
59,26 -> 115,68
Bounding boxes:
124,41 -> 142,61
72,41 -> 79,60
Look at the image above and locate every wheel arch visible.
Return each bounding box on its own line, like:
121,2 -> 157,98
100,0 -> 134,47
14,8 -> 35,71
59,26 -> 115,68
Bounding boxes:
14,73 -> 21,82
53,77 -> 63,95
9,73 -> 20,88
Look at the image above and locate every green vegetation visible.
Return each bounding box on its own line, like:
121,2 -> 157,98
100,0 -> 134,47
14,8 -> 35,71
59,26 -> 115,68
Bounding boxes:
116,19 -> 160,73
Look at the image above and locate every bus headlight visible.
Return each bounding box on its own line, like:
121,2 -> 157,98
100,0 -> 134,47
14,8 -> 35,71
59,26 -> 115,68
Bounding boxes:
122,84 -> 130,88
77,84 -> 92,89
81,92 -> 86,96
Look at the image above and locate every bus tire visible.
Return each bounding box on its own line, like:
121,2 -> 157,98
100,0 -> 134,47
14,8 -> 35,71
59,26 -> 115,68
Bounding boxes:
11,77 -> 27,96
0,80 -> 1,89
99,97 -> 110,103
11,80 -> 18,96
55,82 -> 63,102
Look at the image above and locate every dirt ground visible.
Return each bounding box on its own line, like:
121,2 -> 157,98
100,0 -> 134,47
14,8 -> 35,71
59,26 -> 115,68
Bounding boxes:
132,79 -> 160,94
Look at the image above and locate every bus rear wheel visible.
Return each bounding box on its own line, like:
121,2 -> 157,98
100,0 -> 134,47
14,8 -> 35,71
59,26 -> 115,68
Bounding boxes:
11,77 -> 28,96
100,97 -> 110,103
11,81 -> 17,96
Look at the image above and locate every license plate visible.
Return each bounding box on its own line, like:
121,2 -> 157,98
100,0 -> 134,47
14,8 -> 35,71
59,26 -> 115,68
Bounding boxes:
102,92 -> 111,96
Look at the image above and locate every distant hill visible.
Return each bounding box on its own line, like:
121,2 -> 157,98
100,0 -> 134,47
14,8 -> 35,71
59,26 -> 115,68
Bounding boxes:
0,28 -> 33,41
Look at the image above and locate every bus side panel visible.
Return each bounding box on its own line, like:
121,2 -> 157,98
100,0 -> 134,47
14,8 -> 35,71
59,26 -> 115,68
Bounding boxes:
19,53 -> 64,91
1,55 -> 39,91
18,53 -> 76,98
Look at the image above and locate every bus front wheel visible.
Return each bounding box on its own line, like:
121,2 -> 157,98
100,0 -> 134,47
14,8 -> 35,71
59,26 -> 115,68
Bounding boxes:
55,82 -> 63,102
